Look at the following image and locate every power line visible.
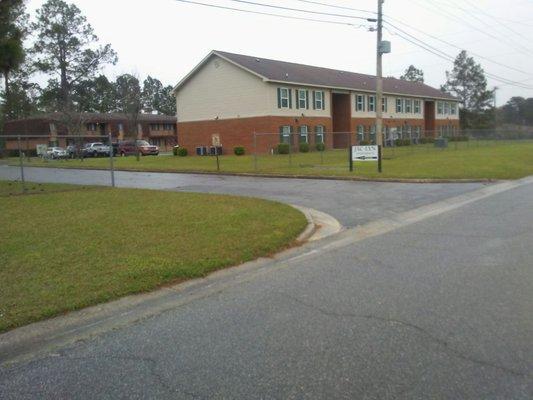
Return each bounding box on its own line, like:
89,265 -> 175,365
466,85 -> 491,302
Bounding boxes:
383,19 -> 533,77
458,0 -> 531,43
225,0 -> 374,21
422,0 -> 533,56
172,0 -> 370,27
382,25 -> 533,90
292,0 -> 376,15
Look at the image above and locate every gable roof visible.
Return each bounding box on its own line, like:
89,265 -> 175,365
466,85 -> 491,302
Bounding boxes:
174,50 -> 457,101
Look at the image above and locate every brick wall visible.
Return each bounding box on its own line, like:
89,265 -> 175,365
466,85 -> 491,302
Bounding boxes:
177,116 -> 333,154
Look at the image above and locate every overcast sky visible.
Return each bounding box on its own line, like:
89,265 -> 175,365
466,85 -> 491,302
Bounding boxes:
26,0 -> 533,104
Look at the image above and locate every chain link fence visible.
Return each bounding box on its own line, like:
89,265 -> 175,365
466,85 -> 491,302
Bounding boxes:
1,128 -> 532,192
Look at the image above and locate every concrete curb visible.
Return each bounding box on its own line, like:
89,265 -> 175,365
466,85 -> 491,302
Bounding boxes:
0,206 -> 343,366
7,164 -> 498,184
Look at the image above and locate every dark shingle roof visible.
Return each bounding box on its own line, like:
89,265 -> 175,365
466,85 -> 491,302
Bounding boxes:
17,113 -> 177,123
215,50 -> 456,100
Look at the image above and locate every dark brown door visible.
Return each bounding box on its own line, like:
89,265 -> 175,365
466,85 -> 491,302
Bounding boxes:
424,101 -> 435,135
332,93 -> 352,148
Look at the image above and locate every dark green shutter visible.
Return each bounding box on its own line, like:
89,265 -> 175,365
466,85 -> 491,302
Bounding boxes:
289,89 -> 292,109
322,91 -> 325,110
306,90 -> 309,110
296,89 -> 299,109
312,91 -> 316,110
277,88 -> 281,108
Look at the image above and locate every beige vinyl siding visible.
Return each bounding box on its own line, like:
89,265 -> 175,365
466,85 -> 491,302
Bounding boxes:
352,93 -> 425,120
175,56 -> 269,122
435,100 -> 460,120
268,85 -> 331,117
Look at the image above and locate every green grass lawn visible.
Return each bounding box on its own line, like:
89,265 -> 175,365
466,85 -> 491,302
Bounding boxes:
0,181 -> 307,332
8,139 -> 533,179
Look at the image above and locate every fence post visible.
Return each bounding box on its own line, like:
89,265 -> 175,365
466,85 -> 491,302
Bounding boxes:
349,132 -> 353,172
253,131 -> 258,171
288,133 -> 292,168
17,135 -> 26,194
108,132 -> 115,188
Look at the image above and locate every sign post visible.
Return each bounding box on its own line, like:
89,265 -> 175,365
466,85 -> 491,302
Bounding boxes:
211,134 -> 221,172
351,144 -> 382,173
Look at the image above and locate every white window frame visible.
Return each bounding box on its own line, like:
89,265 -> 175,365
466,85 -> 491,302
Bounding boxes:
298,90 -> 307,109
414,99 -> 421,114
280,125 -> 291,143
315,125 -> 325,144
280,88 -> 290,109
444,102 -> 450,115
368,95 -> 376,112
382,97 -> 388,112
357,125 -> 365,142
396,98 -> 404,113
450,102 -> 457,115
405,99 -> 412,113
299,125 -> 309,143
356,94 -> 365,112
437,101 -> 444,115
314,91 -> 323,109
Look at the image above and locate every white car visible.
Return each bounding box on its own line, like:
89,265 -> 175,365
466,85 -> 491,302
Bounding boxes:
46,147 -> 68,159
82,142 -> 111,157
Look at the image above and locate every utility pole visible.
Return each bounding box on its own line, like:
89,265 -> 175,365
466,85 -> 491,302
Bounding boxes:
375,0 -> 384,147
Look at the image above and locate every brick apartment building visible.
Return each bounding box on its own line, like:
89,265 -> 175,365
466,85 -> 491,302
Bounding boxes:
2,113 -> 177,152
174,50 -> 460,154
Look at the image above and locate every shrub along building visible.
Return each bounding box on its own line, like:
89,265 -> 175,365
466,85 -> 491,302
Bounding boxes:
2,113 -> 177,153
174,50 -> 460,154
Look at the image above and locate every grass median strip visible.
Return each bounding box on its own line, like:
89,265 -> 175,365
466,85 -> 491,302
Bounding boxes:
0,181 -> 307,332
9,140 -> 533,180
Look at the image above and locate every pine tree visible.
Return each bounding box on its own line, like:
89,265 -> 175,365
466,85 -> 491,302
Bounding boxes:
400,65 -> 424,83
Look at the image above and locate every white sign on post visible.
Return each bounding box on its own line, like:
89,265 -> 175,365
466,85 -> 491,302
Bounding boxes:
352,145 -> 378,161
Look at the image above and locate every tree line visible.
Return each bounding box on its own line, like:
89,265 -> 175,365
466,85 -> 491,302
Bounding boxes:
0,0 -> 176,134
400,50 -> 498,129
1,0 -> 527,133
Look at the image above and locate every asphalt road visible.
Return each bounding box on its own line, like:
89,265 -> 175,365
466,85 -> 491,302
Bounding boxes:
1,168 -> 532,399
0,166 -> 485,227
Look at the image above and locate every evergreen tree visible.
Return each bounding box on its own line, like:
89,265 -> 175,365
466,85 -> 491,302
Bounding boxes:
0,0 -> 27,121
158,85 -> 176,115
400,65 -> 424,83
32,0 -> 117,121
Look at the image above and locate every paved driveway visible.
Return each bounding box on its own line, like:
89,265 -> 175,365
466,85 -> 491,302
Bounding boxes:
0,166 -> 486,227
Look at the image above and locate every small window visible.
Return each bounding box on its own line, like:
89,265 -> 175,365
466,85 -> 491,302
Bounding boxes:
444,102 -> 450,114
437,101 -> 444,114
357,125 -> 365,142
396,98 -> 403,113
382,97 -> 388,112
450,103 -> 457,115
405,99 -> 412,113
298,90 -> 308,109
414,100 -> 421,114
315,125 -> 325,143
368,95 -> 376,112
313,91 -> 324,110
356,94 -> 365,112
279,125 -> 291,143
163,123 -> 173,130
279,88 -> 290,108
370,125 -> 376,143
86,123 -> 97,132
299,125 -> 309,143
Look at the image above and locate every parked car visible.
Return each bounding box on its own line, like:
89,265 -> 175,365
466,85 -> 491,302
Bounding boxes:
46,147 -> 68,159
66,144 -> 82,158
118,140 -> 159,156
82,142 -> 111,157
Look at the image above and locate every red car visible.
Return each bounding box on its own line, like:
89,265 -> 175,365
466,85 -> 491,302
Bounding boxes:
118,140 -> 159,156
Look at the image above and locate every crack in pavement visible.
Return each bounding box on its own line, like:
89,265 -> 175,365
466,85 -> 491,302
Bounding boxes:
280,293 -> 528,378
